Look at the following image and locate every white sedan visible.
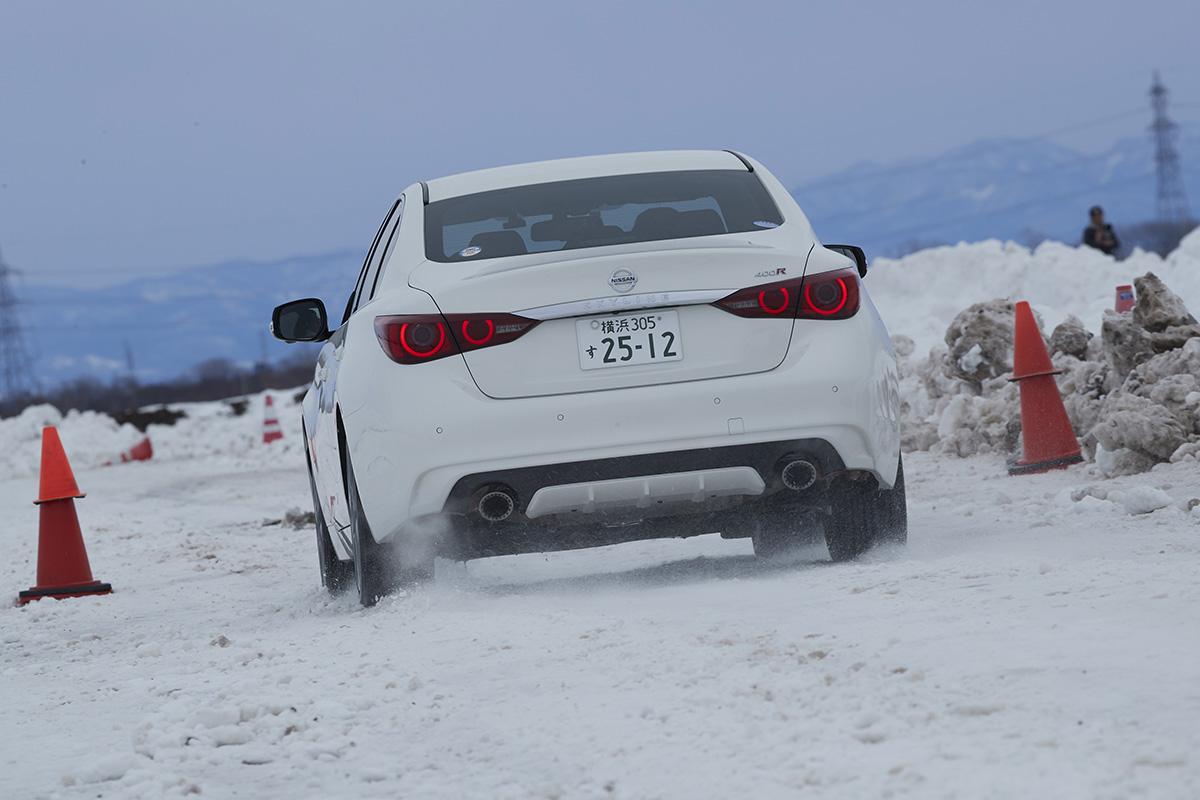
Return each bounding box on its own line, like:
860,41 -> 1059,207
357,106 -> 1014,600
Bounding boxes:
272,150 -> 905,605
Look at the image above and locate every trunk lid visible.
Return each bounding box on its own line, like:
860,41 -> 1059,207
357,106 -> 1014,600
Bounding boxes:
408,239 -> 813,399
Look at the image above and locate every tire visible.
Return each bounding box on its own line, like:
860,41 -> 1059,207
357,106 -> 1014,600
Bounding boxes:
306,439 -> 353,593
315,498 -> 354,593
824,455 -> 908,562
750,501 -> 823,559
345,450 -> 434,607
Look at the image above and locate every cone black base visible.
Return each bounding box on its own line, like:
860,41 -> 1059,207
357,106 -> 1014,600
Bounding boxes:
1007,452 -> 1084,476
18,581 -> 113,605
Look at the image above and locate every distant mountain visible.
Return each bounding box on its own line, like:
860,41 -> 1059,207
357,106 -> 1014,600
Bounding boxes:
20,250 -> 360,384
794,133 -> 1200,256
16,131 -> 1200,385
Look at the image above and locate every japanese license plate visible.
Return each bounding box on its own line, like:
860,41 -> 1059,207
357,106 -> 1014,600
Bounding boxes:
576,311 -> 683,370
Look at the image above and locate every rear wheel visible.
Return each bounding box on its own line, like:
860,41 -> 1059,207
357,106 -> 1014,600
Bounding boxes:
824,456 -> 908,562
345,450 -> 434,606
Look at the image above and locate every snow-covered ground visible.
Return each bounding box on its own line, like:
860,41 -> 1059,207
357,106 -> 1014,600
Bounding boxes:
3,446 -> 1198,798
3,236 -> 1200,798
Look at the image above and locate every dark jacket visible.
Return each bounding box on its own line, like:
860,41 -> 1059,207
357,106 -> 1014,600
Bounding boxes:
1083,223 -> 1119,255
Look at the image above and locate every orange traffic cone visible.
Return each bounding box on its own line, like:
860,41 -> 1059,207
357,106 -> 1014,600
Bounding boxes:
1115,284 -> 1135,313
18,427 -> 113,604
262,395 -> 283,444
1007,301 -> 1083,475
119,436 -> 153,463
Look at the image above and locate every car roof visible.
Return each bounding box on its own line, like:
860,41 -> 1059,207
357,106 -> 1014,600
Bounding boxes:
424,150 -> 750,203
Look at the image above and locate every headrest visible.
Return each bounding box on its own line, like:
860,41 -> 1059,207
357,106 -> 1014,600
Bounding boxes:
631,207 -> 726,240
675,209 -> 726,237
530,214 -> 603,242
467,230 -> 527,258
631,207 -> 680,237
564,225 -> 626,249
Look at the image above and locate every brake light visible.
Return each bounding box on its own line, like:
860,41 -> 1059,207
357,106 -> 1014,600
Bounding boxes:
374,313 -> 539,364
715,278 -> 803,318
798,269 -> 859,320
713,268 -> 859,320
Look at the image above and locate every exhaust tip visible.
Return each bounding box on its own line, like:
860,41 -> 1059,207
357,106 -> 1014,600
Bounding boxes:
781,459 -> 819,492
478,489 -> 516,522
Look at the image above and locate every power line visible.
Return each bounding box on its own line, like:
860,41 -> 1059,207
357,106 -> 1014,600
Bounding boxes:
808,143 -> 1152,229
795,106 -> 1153,192
864,171 -> 1155,245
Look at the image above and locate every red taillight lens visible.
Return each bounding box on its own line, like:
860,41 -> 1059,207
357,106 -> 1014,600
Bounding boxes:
758,286 -> 791,315
715,278 -> 803,318
798,269 -> 859,320
447,313 -> 538,352
374,316 -> 455,363
374,313 -> 539,364
713,268 -> 859,321
460,318 -> 495,346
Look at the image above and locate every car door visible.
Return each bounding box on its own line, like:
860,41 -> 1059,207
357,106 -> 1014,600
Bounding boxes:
313,197 -> 404,550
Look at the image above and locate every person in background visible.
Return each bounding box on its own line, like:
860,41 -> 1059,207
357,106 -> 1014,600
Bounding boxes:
1082,205 -> 1120,256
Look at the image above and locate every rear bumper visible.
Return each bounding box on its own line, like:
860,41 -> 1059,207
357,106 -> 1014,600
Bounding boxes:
441,437 -> 847,558
341,299 -> 899,548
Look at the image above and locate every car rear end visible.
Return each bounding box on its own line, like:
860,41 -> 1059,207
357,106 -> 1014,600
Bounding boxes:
339,151 -> 900,556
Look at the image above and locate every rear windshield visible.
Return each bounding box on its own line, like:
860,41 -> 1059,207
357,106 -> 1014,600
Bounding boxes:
424,169 -> 784,263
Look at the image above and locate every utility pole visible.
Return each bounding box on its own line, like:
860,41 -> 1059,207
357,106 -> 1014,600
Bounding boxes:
122,338 -> 140,409
0,246 -> 39,401
123,339 -> 137,382
258,329 -> 269,370
1149,71 -> 1191,223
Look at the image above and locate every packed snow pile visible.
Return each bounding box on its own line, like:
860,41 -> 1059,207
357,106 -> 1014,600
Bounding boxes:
870,231 -> 1200,358
0,405 -> 146,480
897,270 -> 1200,475
0,390 -> 304,481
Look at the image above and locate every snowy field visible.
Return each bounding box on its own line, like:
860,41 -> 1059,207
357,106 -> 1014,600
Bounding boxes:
3,236 -> 1200,799
3,436 -> 1199,798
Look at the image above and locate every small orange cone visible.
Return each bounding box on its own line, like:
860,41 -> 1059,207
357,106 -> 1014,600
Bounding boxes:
18,427 -> 113,604
262,395 -> 283,444
1115,284 -> 1135,313
119,436 -> 153,463
1007,301 -> 1083,475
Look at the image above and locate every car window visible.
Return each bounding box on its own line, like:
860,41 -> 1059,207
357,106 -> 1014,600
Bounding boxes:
344,198 -> 402,323
423,169 -> 783,263
354,198 -> 403,314
368,194 -> 405,302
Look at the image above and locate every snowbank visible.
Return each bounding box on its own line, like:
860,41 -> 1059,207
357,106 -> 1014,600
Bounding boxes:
894,267 -> 1199,474
867,231 -> 1200,471
0,405 -> 144,479
141,390 -> 305,466
0,390 -> 305,482
870,232 -> 1200,359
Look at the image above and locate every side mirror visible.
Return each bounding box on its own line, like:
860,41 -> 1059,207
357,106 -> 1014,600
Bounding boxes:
271,298 -> 330,343
825,244 -> 868,278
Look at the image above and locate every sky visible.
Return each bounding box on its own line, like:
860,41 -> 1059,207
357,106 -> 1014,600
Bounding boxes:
1,0 -> 1198,287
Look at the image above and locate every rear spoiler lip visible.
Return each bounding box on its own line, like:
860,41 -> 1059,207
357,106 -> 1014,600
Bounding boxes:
723,150 -> 754,172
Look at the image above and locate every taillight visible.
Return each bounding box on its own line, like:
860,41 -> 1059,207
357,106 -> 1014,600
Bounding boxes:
714,278 -> 804,318
798,268 -> 859,320
374,313 -> 539,364
713,268 -> 859,321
